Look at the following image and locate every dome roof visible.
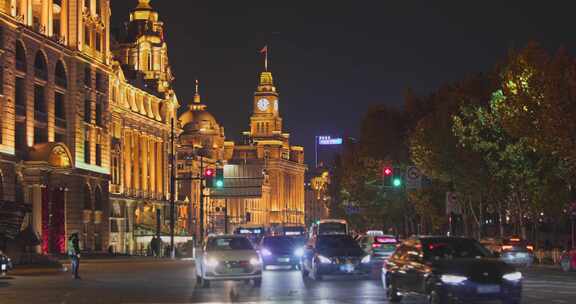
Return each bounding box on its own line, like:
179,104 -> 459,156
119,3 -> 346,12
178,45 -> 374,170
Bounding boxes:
178,109 -> 194,126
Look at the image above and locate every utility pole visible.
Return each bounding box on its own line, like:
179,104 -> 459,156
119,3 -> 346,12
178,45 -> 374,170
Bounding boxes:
224,198 -> 228,234
170,118 -> 176,259
199,156 -> 205,244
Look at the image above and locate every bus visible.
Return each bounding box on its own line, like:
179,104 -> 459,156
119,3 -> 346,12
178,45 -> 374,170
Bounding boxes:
308,219 -> 349,239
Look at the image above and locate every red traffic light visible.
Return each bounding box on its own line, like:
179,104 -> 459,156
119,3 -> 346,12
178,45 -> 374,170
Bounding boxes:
383,167 -> 393,176
204,168 -> 215,177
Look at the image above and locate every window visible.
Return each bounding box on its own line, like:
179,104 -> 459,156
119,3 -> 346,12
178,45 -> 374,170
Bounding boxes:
55,92 -> 66,121
34,52 -> 47,80
15,41 -> 26,72
83,184 -> 92,210
84,128 -> 91,164
94,187 -> 103,211
95,143 -> 102,166
34,85 -> 47,122
95,73 -> 104,92
84,96 -> 91,123
95,102 -> 102,126
95,32 -> 101,52
95,0 -> 101,15
55,61 -> 67,88
15,122 -> 26,156
15,78 -> 25,116
55,132 -> 66,144
84,25 -> 90,47
34,127 -> 47,144
84,67 -> 91,87
84,0 -> 91,10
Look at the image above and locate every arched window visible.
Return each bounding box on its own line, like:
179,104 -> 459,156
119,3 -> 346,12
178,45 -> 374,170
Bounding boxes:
34,52 -> 47,80
55,60 -> 67,88
83,184 -> 92,210
15,41 -> 26,72
15,175 -> 24,203
94,187 -> 103,211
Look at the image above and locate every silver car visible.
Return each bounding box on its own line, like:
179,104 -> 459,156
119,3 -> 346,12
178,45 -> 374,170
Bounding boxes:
195,235 -> 263,288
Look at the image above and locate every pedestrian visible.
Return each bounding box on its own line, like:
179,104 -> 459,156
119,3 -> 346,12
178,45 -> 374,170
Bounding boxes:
151,236 -> 160,257
68,233 -> 81,280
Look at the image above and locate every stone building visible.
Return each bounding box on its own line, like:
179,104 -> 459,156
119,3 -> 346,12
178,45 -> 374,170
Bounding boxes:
0,0 -> 179,257
0,0 -> 113,255
107,0 -> 179,254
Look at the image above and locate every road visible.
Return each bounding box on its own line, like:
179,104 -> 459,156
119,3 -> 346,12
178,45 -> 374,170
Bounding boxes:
0,260 -> 575,303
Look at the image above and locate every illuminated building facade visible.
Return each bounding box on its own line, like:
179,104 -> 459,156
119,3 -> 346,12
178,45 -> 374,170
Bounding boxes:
108,0 -> 179,254
305,169 -> 331,227
220,65 -> 306,232
0,0 -> 179,256
0,0 -> 113,255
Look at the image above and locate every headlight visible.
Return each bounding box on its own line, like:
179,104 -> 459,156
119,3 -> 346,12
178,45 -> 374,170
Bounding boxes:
361,255 -> 371,264
317,255 -> 332,264
294,247 -> 304,257
250,257 -> 262,266
205,257 -> 219,267
261,248 -> 272,256
440,274 -> 468,284
503,271 -> 522,282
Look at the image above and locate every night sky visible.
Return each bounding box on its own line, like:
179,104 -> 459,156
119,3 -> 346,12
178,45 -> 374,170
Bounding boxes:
110,1 -> 575,166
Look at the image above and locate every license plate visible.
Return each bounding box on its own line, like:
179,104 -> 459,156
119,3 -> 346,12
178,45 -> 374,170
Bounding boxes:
1,264 -> 6,271
477,285 -> 500,294
340,264 -> 355,273
226,268 -> 244,274
278,258 -> 290,263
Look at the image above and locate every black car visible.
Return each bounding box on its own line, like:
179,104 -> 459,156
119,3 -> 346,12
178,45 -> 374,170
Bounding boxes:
260,236 -> 304,270
383,236 -> 522,304
301,234 -> 371,280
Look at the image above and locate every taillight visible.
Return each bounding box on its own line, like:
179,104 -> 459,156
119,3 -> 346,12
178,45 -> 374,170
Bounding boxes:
502,245 -> 513,251
526,245 -> 534,252
372,243 -> 381,248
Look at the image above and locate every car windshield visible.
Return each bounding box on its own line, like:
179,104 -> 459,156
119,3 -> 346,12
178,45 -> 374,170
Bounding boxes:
262,236 -> 297,250
319,222 -> 347,235
423,238 -> 492,260
317,235 -> 359,250
206,237 -> 254,251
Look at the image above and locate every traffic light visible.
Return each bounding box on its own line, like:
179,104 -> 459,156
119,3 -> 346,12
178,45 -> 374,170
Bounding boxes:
204,168 -> 214,188
215,168 -> 224,188
392,169 -> 403,188
382,166 -> 393,186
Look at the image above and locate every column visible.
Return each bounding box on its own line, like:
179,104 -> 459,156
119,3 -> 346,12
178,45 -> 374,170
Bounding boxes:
123,129 -> 131,194
133,132 -> 140,192
141,135 -> 148,194
149,138 -> 156,197
31,184 -> 43,254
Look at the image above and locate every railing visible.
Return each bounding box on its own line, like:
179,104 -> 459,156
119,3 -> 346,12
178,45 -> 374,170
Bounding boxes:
34,110 -> 47,122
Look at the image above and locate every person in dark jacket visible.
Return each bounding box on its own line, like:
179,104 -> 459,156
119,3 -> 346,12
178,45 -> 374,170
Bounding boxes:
68,233 -> 81,279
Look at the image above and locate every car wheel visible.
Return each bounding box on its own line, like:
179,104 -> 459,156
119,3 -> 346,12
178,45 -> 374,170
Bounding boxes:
387,279 -> 402,302
313,260 -> 323,281
253,278 -> 262,287
301,261 -> 310,278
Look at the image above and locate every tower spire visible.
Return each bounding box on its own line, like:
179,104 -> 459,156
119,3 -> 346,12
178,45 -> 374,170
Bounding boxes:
193,79 -> 201,104
260,45 -> 269,71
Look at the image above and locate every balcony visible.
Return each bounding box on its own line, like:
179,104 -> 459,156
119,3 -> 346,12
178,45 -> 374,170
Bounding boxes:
34,111 -> 47,123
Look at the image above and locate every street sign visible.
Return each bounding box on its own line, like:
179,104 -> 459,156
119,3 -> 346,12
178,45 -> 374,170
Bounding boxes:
445,192 -> 461,215
405,166 -> 422,189
318,136 -> 343,145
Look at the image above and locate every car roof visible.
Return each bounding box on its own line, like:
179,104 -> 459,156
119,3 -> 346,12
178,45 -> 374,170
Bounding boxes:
208,234 -> 247,239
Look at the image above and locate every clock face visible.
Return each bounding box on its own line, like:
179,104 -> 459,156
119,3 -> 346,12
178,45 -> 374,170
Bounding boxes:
257,98 -> 269,111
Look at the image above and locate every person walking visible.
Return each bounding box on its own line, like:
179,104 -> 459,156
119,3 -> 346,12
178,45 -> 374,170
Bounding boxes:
68,233 -> 81,279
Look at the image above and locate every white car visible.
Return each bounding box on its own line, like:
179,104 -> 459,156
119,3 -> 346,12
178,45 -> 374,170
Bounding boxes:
195,235 -> 263,288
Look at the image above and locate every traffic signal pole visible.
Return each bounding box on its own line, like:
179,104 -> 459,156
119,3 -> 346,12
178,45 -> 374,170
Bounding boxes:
170,119 -> 176,259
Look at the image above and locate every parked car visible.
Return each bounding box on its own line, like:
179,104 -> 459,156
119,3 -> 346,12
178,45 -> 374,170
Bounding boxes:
195,235 -> 262,288
383,236 -> 522,304
301,234 -> 371,280
0,251 -> 13,275
560,248 -> 576,272
260,235 -> 304,270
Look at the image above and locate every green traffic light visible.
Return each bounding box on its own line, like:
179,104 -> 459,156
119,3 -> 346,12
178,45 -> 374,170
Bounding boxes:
215,180 -> 224,188
393,178 -> 402,187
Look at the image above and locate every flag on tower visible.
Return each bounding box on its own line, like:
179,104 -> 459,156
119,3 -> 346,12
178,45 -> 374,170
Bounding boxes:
260,45 -> 269,71
260,45 -> 268,54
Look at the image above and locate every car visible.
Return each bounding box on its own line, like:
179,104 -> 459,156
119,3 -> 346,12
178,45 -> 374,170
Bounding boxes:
359,234 -> 399,261
259,235 -> 305,270
301,234 -> 371,280
195,235 -> 263,288
499,237 -> 534,267
560,248 -> 576,272
383,236 -> 522,304
0,251 -> 13,275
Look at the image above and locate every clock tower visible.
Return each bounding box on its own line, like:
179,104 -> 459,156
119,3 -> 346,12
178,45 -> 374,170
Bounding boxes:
250,68 -> 283,138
